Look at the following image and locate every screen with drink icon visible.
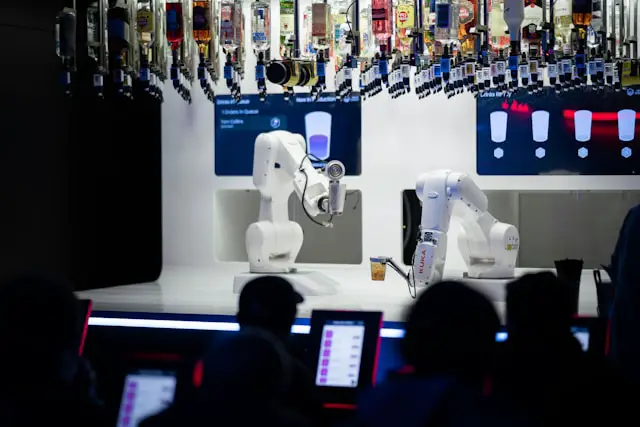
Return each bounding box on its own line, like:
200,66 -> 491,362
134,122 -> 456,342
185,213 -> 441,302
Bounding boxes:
315,320 -> 366,388
214,93 -> 362,176
477,86 -> 640,175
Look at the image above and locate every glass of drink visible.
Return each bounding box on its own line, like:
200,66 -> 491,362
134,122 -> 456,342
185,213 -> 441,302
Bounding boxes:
490,111 -> 508,143
574,110 -> 592,142
304,111 -> 332,160
531,110 -> 550,143
618,109 -> 636,142
369,257 -> 387,281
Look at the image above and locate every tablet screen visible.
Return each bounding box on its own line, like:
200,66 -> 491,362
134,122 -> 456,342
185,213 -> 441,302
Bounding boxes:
116,370 -> 177,427
315,320 -> 365,388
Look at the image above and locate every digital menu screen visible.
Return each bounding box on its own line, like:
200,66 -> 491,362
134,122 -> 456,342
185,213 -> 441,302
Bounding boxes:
315,320 -> 366,388
214,93 -> 362,176
477,86 -> 640,175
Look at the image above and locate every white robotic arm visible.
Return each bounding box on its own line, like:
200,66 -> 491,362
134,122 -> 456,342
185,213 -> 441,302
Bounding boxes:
246,131 -> 347,273
412,170 -> 519,286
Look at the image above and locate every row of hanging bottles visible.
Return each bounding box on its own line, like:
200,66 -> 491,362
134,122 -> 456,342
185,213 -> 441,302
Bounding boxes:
56,0 -> 640,104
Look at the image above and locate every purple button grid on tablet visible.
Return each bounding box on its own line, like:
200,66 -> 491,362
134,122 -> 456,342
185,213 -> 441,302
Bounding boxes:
321,368 -> 328,376
121,417 -> 130,427
322,359 -> 329,366
325,330 -> 333,338
324,340 -> 332,347
323,349 -> 331,357
319,377 -> 327,384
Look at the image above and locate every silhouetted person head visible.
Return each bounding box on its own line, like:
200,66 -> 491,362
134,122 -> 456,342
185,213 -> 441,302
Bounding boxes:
506,272 -> 574,344
200,328 -> 290,405
401,281 -> 500,384
237,276 -> 303,342
0,274 -> 80,384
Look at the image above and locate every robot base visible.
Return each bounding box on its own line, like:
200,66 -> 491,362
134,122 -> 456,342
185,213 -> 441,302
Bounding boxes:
233,270 -> 340,297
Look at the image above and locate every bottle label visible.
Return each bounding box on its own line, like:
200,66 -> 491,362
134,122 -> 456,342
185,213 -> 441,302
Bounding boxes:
422,69 -> 428,81
548,63 -> 558,77
252,32 -> 267,41
166,9 -> 181,32
575,53 -> 586,69
435,4 -> 450,29
379,60 -> 388,75
496,61 -> 506,75
93,74 -> 103,87
605,63 -> 613,76
529,60 -> 538,74
483,67 -> 491,80
371,8 -> 387,21
440,58 -> 450,74
613,67 -> 619,83
114,69 -> 124,83
465,63 -> 474,77
434,64 -> 442,77
345,68 -> 352,79
475,70 -> 482,81
255,64 -> 265,79
374,64 -> 380,78
224,65 -> 233,79
490,63 -> 498,76
108,18 -> 129,41
519,64 -> 529,78
193,5 -> 209,31
137,9 -> 154,33
280,14 -> 295,34
401,64 -> 410,78
562,60 -> 571,74
595,59 -> 605,73
140,68 -> 150,81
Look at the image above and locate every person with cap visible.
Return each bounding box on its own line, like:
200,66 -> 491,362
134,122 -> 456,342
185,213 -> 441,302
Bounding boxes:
237,276 -> 324,426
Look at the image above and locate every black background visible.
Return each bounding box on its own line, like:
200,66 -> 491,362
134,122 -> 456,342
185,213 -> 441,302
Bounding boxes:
0,1 -> 161,290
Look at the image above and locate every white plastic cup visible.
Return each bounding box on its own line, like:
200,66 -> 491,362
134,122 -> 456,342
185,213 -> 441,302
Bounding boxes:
531,110 -> 550,143
304,112 -> 332,160
574,110 -> 592,142
618,109 -> 636,142
490,111 -> 508,143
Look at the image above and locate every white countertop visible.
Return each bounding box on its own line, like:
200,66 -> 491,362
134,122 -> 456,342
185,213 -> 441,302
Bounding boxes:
76,263 -> 605,322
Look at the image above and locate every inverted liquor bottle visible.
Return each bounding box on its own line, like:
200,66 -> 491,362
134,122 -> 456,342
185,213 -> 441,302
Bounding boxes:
87,1 -> 108,98
193,0 -> 214,98
280,0 -> 295,56
252,0 -> 271,100
136,0 -> 155,94
572,0 -> 592,88
56,7 -> 77,96
107,0 -> 131,97
372,0 -> 392,84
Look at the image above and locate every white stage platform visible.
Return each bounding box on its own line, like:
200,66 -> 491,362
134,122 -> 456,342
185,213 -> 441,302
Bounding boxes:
76,264 -> 605,322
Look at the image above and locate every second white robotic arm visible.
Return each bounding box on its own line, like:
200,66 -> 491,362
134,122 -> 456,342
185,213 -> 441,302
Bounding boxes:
413,170 -> 519,286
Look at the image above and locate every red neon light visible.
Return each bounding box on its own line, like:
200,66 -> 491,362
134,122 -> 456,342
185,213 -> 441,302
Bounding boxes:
372,315 -> 383,386
78,300 -> 93,356
563,110 -> 640,121
193,359 -> 204,388
323,403 -> 357,410
501,100 -> 531,113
